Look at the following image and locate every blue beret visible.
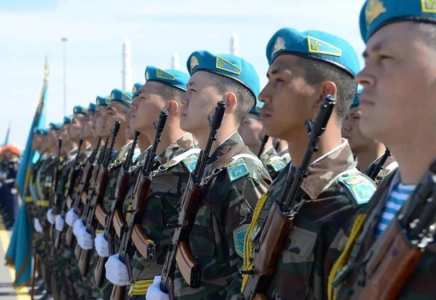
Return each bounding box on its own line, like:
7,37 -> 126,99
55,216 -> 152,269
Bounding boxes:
145,66 -> 189,92
34,129 -> 48,136
132,83 -> 143,97
110,89 -> 132,107
351,88 -> 363,108
88,103 -> 96,112
266,28 -> 360,77
96,96 -> 110,107
249,101 -> 264,117
360,0 -> 436,42
49,122 -> 62,131
186,50 -> 260,101
63,116 -> 72,125
73,105 -> 88,115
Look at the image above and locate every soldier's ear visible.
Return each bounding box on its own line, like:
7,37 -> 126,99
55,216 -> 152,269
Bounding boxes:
224,92 -> 237,113
167,100 -> 179,116
311,81 -> 337,118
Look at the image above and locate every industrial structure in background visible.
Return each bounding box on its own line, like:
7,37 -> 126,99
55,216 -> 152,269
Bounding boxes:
122,39 -> 133,92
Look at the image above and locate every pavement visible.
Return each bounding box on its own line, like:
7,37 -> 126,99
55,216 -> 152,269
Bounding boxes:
0,214 -> 31,300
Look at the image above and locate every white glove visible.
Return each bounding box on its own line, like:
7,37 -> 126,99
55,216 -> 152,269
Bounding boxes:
66,208 -> 79,226
95,233 -> 110,257
46,209 -> 55,225
73,219 -> 85,237
77,227 -> 94,250
146,276 -> 169,300
55,215 -> 65,231
33,218 -> 43,233
105,254 -> 130,286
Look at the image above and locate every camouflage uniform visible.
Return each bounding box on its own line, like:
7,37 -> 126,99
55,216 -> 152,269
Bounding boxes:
125,134 -> 199,299
54,148 -> 79,300
173,132 -> 271,300
91,141 -> 139,299
235,141 -> 376,300
364,154 -> 398,185
260,146 -> 286,180
332,169 -> 436,300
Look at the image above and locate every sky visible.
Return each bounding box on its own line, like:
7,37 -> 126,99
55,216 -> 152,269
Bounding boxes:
0,0 -> 367,149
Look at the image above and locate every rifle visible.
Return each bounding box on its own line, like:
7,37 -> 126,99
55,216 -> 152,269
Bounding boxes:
74,137 -> 108,261
50,138 -> 63,242
110,110 -> 168,300
78,121 -> 121,277
257,135 -> 269,158
368,146 -> 391,181
160,100 -> 226,297
65,139 -> 101,247
352,161 -> 436,300
94,131 -> 140,288
54,139 -> 83,249
239,95 -> 336,300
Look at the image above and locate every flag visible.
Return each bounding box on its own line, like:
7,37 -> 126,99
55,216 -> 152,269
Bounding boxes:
5,59 -> 49,287
3,121 -> 10,146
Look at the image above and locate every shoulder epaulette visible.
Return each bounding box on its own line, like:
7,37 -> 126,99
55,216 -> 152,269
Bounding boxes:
338,172 -> 376,205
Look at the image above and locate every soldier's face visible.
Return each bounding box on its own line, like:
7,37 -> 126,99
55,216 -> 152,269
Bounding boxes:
94,106 -> 107,138
357,22 -> 436,145
60,125 -> 69,142
103,102 -> 128,138
125,111 -> 135,140
69,114 -> 85,140
180,71 -> 223,135
342,106 -> 375,152
259,54 -> 317,141
32,135 -> 42,150
48,130 -> 58,148
81,113 -> 95,139
238,114 -> 263,147
131,82 -> 166,134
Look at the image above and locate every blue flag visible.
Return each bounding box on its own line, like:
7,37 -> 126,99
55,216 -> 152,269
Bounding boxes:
5,59 -> 48,287
3,121 -> 10,146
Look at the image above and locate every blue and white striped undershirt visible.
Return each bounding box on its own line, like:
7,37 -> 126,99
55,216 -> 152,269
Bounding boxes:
375,183 -> 416,239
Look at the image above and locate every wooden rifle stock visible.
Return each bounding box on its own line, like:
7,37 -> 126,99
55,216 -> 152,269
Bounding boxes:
240,96 -> 336,300
95,132 -> 140,288
111,113 -> 167,300
160,101 -> 227,294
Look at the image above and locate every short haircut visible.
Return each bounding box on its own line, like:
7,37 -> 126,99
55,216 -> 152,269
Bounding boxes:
411,22 -> 436,48
297,56 -> 357,122
158,84 -> 185,102
206,72 -> 255,123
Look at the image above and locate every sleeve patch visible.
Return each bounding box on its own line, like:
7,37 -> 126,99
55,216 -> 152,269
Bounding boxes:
182,154 -> 198,173
227,158 -> 250,182
233,224 -> 250,258
338,174 -> 376,205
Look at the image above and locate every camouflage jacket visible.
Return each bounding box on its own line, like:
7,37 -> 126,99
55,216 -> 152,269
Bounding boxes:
127,134 -> 199,292
364,154 -> 398,185
236,141 -> 376,300
37,155 -> 56,226
260,146 -> 287,180
28,154 -> 48,217
333,169 -> 436,300
174,132 -> 271,300
54,148 -> 78,214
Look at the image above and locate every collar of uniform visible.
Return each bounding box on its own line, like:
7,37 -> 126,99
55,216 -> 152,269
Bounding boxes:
157,133 -> 197,165
209,131 -> 245,164
261,145 -> 276,157
299,139 -> 357,199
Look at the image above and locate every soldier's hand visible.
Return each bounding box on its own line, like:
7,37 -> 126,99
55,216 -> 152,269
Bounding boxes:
73,219 -> 85,236
146,276 -> 169,300
47,209 -> 55,224
77,227 -> 94,250
34,218 -> 43,233
55,215 -> 65,231
95,232 -> 110,257
105,254 -> 130,286
66,208 -> 79,226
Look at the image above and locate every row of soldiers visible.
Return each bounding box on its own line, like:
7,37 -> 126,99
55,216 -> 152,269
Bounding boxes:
25,0 -> 436,299
0,145 -> 20,229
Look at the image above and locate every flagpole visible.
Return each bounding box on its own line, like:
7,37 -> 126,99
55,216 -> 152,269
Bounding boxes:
61,37 -> 68,116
